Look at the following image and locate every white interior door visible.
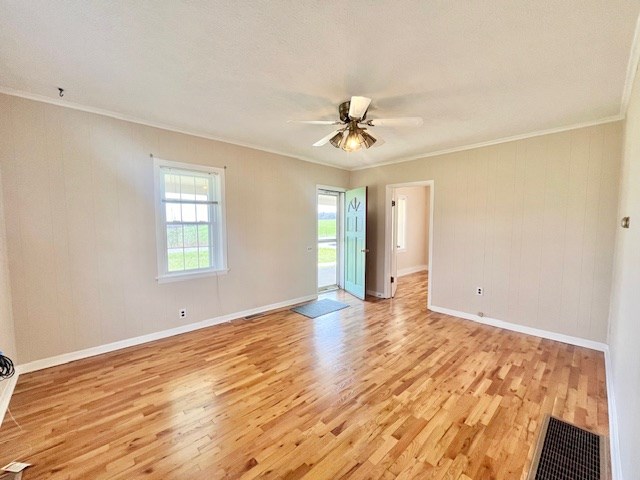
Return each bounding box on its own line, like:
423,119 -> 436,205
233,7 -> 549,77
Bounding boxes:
344,186 -> 367,300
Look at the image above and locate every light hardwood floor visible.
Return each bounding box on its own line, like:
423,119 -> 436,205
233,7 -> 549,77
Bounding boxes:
0,272 -> 608,479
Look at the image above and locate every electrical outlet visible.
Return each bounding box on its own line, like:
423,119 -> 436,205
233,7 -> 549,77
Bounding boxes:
476,287 -> 483,296
179,308 -> 187,319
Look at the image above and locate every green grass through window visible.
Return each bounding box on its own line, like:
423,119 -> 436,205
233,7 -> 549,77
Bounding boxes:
318,219 -> 336,239
168,248 -> 210,271
318,247 -> 336,264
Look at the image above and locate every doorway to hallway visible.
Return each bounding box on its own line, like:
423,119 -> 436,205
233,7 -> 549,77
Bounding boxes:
385,181 -> 434,305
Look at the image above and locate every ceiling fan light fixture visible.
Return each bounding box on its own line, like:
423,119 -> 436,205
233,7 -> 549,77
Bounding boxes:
329,131 -> 344,149
341,127 -> 363,152
360,130 -> 377,149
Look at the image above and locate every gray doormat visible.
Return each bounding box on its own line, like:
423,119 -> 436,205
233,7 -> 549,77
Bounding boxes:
528,415 -> 609,480
291,299 -> 349,318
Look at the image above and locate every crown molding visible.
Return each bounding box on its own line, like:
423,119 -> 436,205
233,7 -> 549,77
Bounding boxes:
349,114 -> 625,171
621,11 -> 640,116
0,87 -> 625,174
0,86 -> 348,172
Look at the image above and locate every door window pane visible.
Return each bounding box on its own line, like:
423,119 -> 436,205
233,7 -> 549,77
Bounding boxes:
318,192 -> 338,289
318,194 -> 337,240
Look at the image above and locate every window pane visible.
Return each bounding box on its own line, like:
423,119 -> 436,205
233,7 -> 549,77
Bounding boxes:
198,247 -> 210,268
181,203 -> 196,222
184,247 -> 199,269
168,248 -> 185,271
180,175 -> 196,201
197,224 -> 209,246
157,163 -> 225,277
166,203 -> 181,222
183,225 -> 198,247
318,194 -> 337,240
166,225 -> 183,248
164,173 -> 181,199
196,204 -> 209,222
195,177 -> 209,201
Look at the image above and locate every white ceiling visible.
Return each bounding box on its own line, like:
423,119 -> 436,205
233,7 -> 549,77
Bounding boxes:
1,1 -> 639,170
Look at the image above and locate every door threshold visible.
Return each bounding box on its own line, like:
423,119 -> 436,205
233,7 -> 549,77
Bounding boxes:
318,285 -> 339,293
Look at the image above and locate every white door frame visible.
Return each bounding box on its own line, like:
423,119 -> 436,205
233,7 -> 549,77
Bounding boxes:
384,180 -> 434,308
316,185 -> 346,291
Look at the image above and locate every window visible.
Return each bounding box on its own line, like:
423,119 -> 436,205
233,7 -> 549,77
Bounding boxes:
396,195 -> 407,251
154,158 -> 227,282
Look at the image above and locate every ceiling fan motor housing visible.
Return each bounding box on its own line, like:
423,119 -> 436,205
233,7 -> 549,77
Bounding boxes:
339,100 -> 368,123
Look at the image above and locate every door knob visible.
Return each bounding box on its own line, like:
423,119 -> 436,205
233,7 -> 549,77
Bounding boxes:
361,249 -> 370,253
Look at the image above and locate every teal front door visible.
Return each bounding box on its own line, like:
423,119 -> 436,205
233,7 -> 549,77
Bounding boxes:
344,186 -> 367,299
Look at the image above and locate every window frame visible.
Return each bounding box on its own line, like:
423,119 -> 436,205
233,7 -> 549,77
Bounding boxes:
153,158 -> 228,283
396,194 -> 407,252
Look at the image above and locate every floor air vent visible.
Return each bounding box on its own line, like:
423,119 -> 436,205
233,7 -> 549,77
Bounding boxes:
528,416 -> 609,480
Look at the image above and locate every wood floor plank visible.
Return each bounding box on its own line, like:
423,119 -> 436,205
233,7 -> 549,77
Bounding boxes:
0,272 -> 608,479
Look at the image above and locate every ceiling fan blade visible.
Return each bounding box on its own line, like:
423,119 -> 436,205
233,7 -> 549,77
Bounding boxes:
313,129 -> 343,147
367,117 -> 423,127
287,120 -> 341,125
348,96 -> 371,120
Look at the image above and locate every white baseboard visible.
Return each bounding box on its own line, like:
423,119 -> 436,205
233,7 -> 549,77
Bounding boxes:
8,295 -> 621,478
17,294 -> 317,375
0,373 -> 19,427
397,265 -> 429,277
604,348 -> 622,480
428,305 -> 608,352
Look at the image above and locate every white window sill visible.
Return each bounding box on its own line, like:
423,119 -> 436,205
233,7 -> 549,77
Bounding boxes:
156,268 -> 229,284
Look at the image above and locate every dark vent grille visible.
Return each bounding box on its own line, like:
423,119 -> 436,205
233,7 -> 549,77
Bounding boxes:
529,416 -> 609,480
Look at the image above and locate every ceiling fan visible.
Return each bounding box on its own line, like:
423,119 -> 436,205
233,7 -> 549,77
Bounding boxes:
288,96 -> 423,153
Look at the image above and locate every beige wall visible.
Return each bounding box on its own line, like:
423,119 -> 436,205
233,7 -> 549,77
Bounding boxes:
395,186 -> 429,274
608,65 -> 640,478
0,92 -> 626,363
0,94 -> 349,364
0,169 -> 17,401
352,122 -> 622,342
